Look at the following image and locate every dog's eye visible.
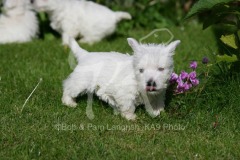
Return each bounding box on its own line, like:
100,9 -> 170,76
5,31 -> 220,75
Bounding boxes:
158,67 -> 164,71
139,69 -> 144,73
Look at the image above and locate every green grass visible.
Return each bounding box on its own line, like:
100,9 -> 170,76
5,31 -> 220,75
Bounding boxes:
0,23 -> 240,159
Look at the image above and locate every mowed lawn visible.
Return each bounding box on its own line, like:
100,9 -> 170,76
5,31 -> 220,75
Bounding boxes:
0,24 -> 240,159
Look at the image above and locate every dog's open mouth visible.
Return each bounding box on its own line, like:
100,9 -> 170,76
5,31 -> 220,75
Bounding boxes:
146,86 -> 157,92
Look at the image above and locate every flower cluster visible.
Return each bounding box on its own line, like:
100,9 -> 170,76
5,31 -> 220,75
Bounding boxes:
170,61 -> 200,94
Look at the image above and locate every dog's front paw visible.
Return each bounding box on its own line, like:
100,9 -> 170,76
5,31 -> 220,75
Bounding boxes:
122,113 -> 137,121
149,108 -> 164,117
152,110 -> 160,117
63,101 -> 77,108
62,96 -> 77,108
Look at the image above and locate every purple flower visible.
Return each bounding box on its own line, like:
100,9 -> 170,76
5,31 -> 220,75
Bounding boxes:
190,78 -> 199,86
176,83 -> 185,93
202,57 -> 209,64
180,71 -> 188,80
176,76 -> 183,84
188,71 -> 196,80
170,73 -> 178,83
190,61 -> 197,69
183,82 -> 191,90
171,61 -> 200,94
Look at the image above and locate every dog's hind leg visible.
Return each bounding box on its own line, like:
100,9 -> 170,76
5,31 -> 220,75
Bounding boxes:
62,79 -> 86,108
62,93 -> 77,107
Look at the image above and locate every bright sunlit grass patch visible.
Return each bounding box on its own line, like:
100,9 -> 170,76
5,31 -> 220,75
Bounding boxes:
0,24 -> 239,159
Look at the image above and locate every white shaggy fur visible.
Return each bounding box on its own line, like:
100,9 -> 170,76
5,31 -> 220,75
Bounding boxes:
32,0 -> 131,45
62,38 -> 180,120
0,0 -> 38,44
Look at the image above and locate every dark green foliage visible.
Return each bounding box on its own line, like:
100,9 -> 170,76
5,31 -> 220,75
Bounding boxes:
185,0 -> 235,19
94,0 -> 187,31
186,0 -> 240,72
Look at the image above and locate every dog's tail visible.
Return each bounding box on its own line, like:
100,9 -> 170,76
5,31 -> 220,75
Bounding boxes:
69,38 -> 88,62
115,11 -> 132,22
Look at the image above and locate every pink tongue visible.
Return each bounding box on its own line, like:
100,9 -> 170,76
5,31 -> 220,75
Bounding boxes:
146,86 -> 156,91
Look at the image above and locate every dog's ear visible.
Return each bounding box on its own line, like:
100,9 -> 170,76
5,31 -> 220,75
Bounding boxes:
166,40 -> 181,55
127,38 -> 139,52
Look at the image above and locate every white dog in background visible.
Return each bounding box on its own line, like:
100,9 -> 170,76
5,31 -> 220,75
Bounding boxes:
32,0 -> 131,45
0,0 -> 38,44
62,38 -> 180,120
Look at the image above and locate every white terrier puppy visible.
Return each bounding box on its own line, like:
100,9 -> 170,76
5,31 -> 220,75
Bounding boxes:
32,0 -> 131,45
0,0 -> 38,44
62,38 -> 180,120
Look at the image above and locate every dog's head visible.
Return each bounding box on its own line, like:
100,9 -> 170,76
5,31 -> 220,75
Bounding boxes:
30,0 -> 53,12
128,38 -> 180,94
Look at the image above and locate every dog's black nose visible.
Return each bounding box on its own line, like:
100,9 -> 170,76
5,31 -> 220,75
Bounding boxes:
30,0 -> 34,4
146,80 -> 156,87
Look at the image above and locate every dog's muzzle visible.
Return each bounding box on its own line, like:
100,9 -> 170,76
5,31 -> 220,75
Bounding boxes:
146,79 -> 157,92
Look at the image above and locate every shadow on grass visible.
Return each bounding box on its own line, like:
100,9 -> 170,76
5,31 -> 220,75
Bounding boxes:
75,92 -> 154,118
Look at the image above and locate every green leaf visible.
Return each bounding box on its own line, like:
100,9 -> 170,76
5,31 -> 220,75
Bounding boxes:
220,34 -> 238,49
44,33 -> 56,41
216,54 -> 238,63
185,0 -> 235,19
39,12 -> 47,21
